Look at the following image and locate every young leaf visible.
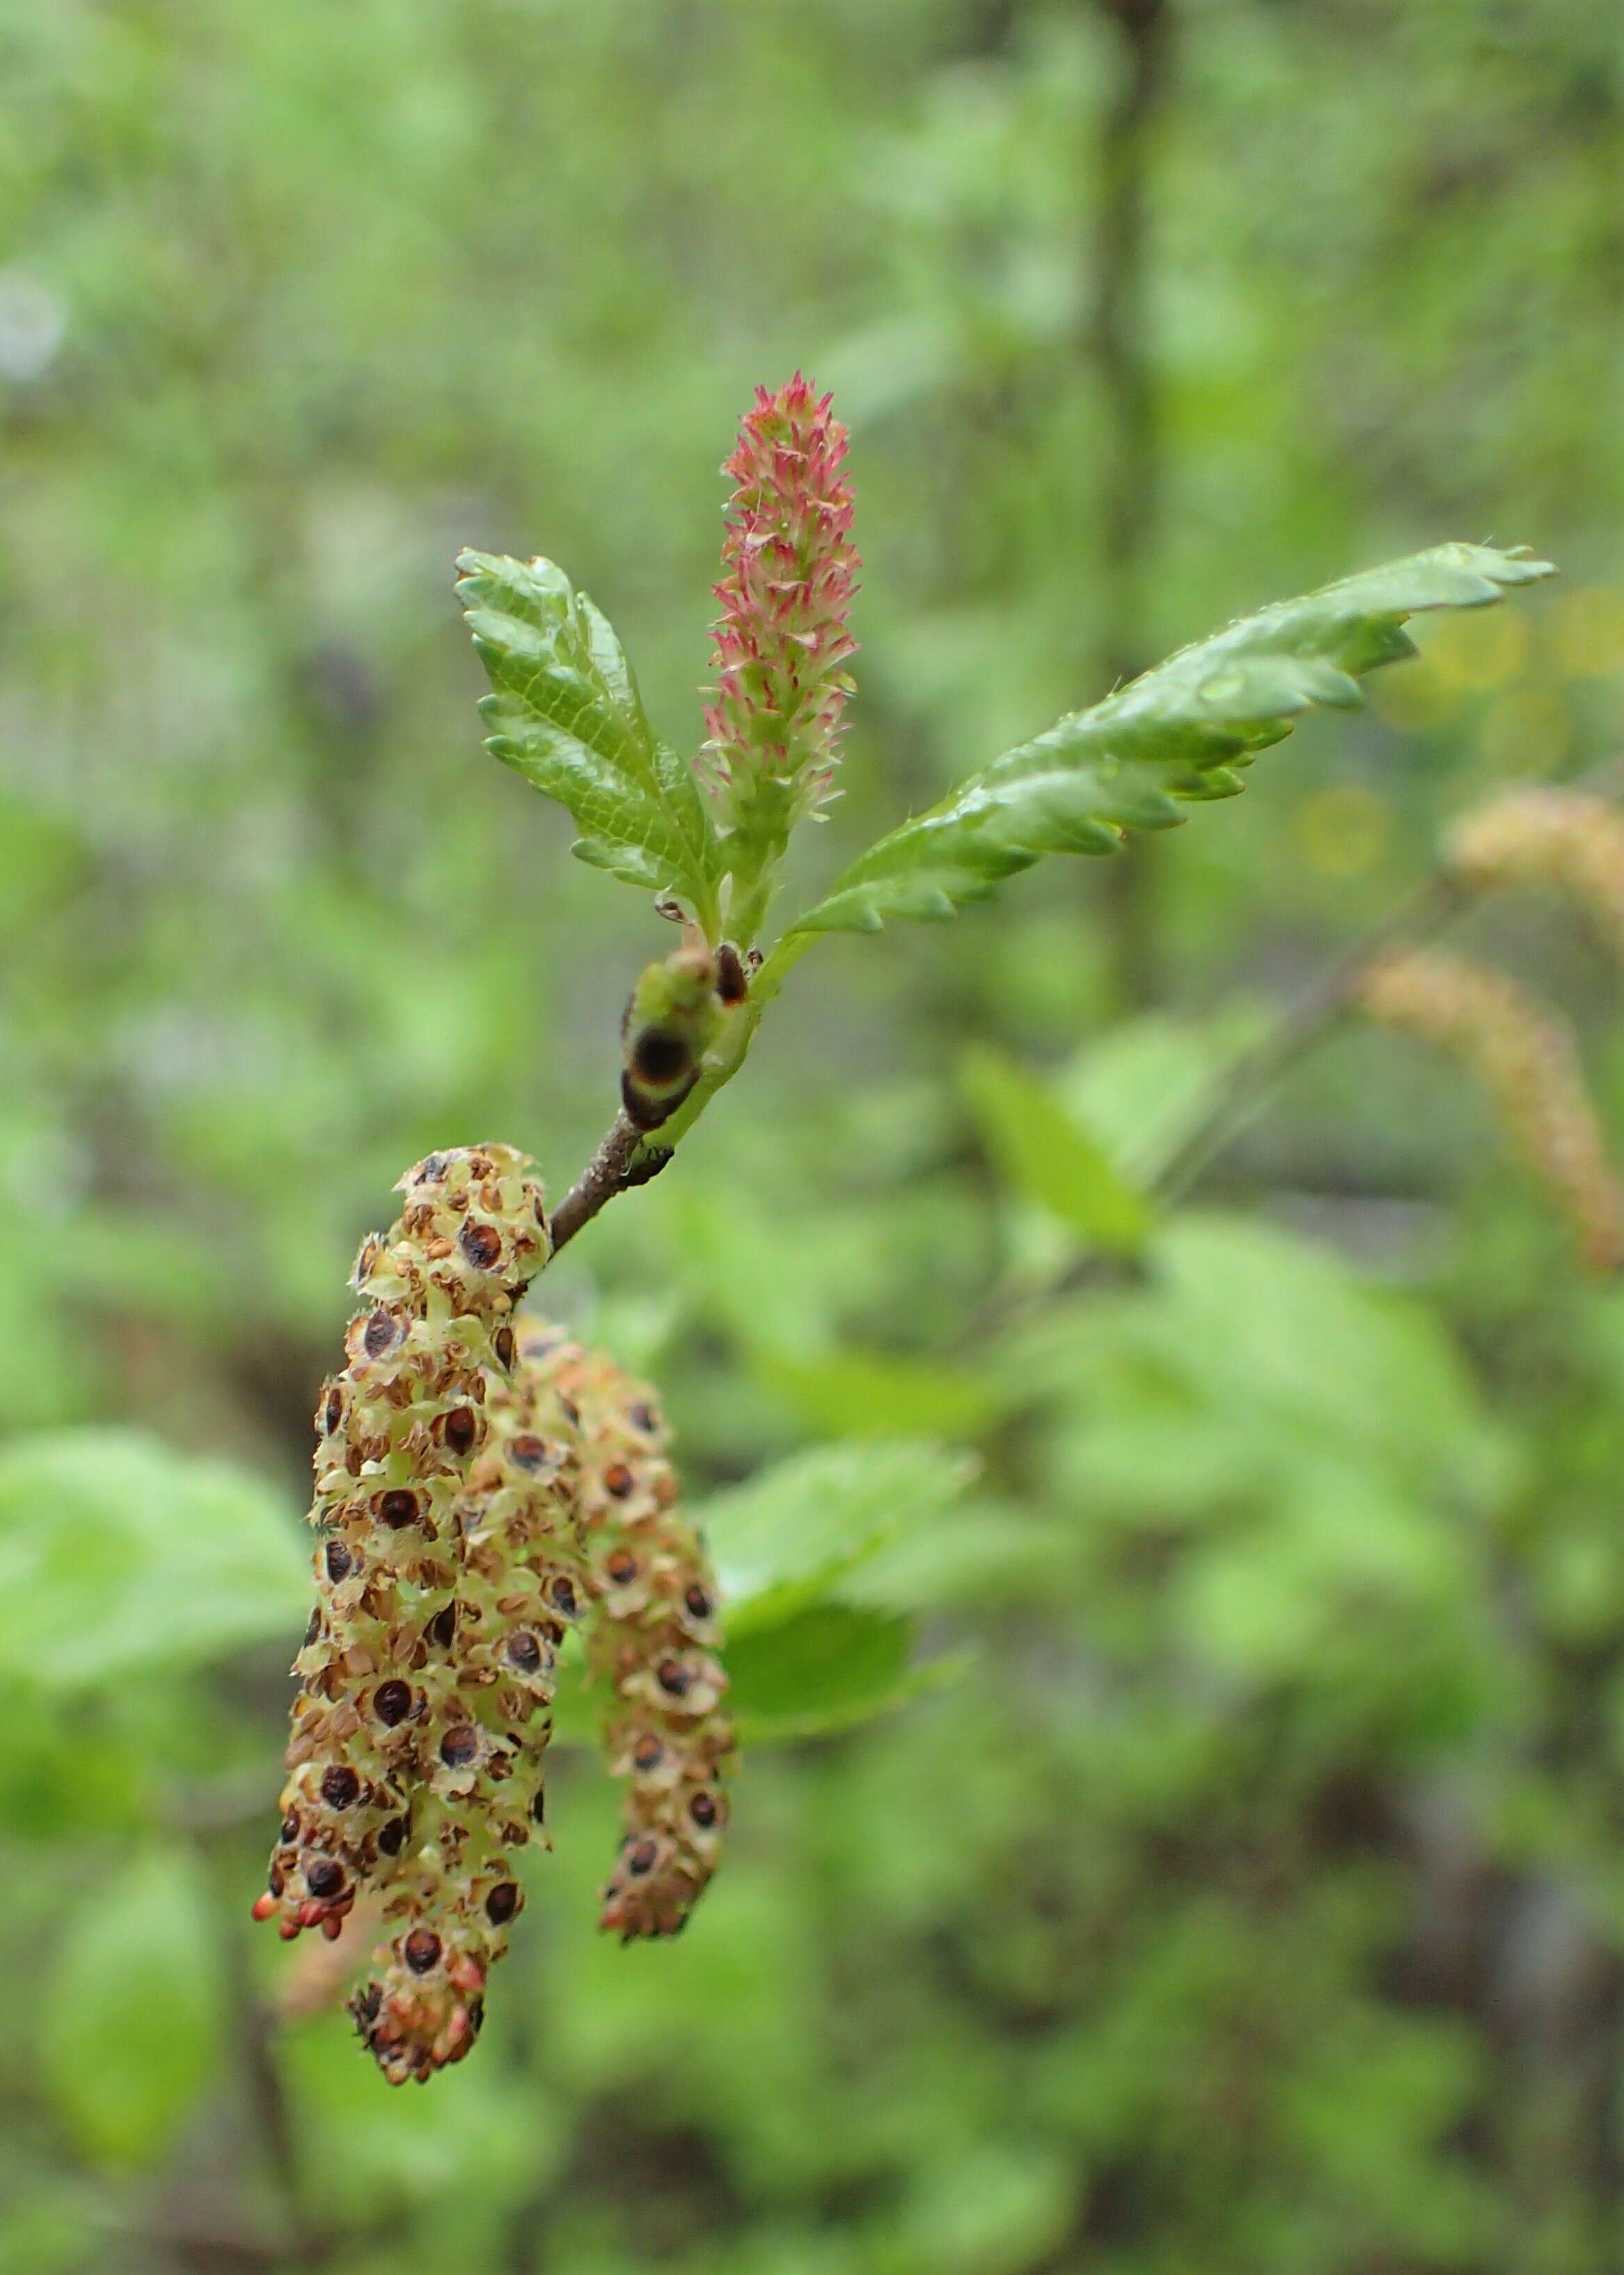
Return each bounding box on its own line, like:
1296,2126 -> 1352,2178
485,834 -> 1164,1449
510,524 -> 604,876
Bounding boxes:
40,1849 -> 228,2167
724,1603 -> 964,1740
787,543 -> 1554,936
700,1438 -> 979,1635
961,1046 -> 1154,1253
0,1430 -> 307,1692
457,551 -> 720,916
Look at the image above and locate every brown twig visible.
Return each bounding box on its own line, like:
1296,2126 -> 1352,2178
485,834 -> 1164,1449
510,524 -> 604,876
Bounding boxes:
548,1112 -> 672,1255
1151,872 -> 1467,1205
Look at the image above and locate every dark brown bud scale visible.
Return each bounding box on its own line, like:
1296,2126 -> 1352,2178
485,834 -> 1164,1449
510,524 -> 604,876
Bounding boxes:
714,941 -> 748,1007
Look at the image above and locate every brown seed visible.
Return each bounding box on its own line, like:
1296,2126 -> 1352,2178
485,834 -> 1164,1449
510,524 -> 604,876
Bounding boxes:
604,1463 -> 634,1500
324,1389 -> 343,1435
444,1407 -> 478,1457
494,1326 -> 515,1370
684,1584 -> 712,1620
363,1311 -> 400,1360
281,1810 -> 300,1843
690,1791 -> 719,1828
657,1660 -> 692,1698
324,1541 -> 352,1583
508,1433 -> 548,1472
633,1739 -> 664,1774
378,1816 -> 409,1857
627,1403 -> 658,1435
305,1856 -> 344,1898
459,1220 -> 503,1270
627,1838 -> 659,1877
427,1603 -> 456,1649
549,1576 -> 577,1618
321,1765 -> 361,1809
303,1605 -> 322,1646
506,1632 -> 542,1674
376,1488 -> 420,1529
484,1881 -> 519,1926
606,1550 -> 638,1585
403,1927 -> 441,1975
440,1725 -> 480,1768
373,1680 -> 412,1726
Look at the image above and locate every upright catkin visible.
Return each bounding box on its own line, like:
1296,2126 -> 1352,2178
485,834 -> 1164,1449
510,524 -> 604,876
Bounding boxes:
1446,786 -> 1624,966
256,1147 -> 550,1944
521,1325 -> 734,1940
700,371 -> 860,839
1358,947 -> 1624,1273
351,1351 -> 585,2084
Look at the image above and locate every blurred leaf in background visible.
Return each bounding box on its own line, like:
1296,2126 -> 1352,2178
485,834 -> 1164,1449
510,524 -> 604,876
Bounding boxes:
1,2 -> 1623,2272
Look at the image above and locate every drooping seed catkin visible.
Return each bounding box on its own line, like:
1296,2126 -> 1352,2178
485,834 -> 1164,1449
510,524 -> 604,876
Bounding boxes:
520,1323 -> 734,1942
257,1147 -> 550,1942
1446,787 -> 1624,967
1358,947 -> 1624,1273
350,1352 -> 585,2084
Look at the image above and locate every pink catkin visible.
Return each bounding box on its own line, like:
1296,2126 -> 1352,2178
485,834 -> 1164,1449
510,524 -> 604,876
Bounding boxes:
701,373 -> 860,833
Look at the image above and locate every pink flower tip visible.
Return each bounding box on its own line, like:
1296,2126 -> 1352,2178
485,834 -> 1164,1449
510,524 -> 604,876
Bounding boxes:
700,376 -> 860,840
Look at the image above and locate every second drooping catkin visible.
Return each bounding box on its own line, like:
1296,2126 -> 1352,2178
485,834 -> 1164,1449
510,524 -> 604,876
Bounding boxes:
1446,786 -> 1624,967
520,1323 -> 735,1942
258,1146 -> 551,1944
351,1351 -> 587,2084
1358,947 -> 1624,1273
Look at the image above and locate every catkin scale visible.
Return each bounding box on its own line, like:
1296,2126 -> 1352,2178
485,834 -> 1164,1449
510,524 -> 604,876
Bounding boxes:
1358,947 -> 1624,1273
521,1325 -> 734,1942
349,1349 -> 586,2085
258,1147 -> 550,1940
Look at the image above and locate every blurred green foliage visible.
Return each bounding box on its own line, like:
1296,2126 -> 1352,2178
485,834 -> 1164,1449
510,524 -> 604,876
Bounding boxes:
3,2 -> 1624,2272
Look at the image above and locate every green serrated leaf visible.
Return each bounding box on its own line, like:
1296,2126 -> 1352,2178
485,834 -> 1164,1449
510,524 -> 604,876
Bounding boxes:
457,551 -> 720,915
40,1850 -> 227,2167
724,1603 -> 968,1740
961,1047 -> 1154,1253
0,1430 -> 308,1692
700,1438 -> 979,1635
788,543 -> 1554,936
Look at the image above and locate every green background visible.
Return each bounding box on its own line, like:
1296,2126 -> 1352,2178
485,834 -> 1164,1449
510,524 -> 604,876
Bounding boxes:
3,3 -> 1624,2270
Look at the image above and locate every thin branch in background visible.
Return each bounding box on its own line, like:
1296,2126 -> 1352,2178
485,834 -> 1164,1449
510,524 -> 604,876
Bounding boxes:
1091,0 -> 1171,1011
1152,873 -> 1467,1204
